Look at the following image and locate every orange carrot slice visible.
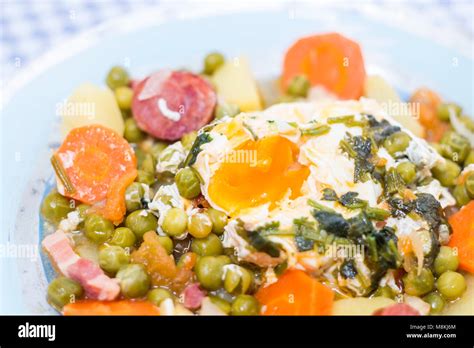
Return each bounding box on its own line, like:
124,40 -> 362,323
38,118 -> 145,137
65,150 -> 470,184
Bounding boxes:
63,300 -> 160,316
282,33 -> 366,100
256,269 -> 334,315
54,125 -> 137,224
448,201 -> 474,274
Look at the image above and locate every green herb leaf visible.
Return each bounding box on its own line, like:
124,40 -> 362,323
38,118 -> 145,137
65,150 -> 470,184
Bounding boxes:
300,124 -> 331,137
339,192 -> 368,209
51,155 -> 75,194
183,132 -> 212,167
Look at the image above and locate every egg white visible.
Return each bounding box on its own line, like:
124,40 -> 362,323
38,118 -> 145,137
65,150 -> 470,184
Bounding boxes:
191,99 -> 453,271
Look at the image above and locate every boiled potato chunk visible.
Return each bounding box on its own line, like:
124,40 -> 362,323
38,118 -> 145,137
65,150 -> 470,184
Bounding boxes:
212,56 -> 263,112
60,83 -> 124,137
443,273 -> 474,315
332,296 -> 395,315
364,75 -> 424,138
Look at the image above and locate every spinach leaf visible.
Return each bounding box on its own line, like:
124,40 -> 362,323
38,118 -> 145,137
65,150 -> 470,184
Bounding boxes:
293,218 -> 322,251
340,260 -> 358,279
183,132 -> 212,167
414,193 -> 442,230
312,210 -> 350,237
246,231 -> 281,258
322,188 -> 339,201
366,115 -> 401,145
340,133 -> 375,183
339,192 -> 368,209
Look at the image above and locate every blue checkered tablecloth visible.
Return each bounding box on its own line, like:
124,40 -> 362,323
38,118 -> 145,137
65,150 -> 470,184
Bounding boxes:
1,0 -> 472,83
0,0 -> 165,81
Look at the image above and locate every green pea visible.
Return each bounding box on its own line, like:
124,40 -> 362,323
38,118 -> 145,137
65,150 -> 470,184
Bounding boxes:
191,233 -> 223,256
110,227 -> 136,249
460,115 -> 474,132
231,295 -> 259,316
181,131 -> 197,150
203,52 -> 225,75
396,162 -> 416,184
436,103 -> 462,122
75,203 -> 90,229
76,203 -> 90,219
99,246 -> 130,274
464,150 -> 474,166
162,207 -> 188,237
84,214 -> 114,244
209,296 -> 231,314
124,118 -> 145,143
157,236 -> 174,254
125,182 -> 145,213
465,173 -> 474,199
430,142 -> 444,155
434,246 -> 459,276
423,292 -> 445,314
403,268 -> 434,296
207,208 -> 228,235
147,288 -> 172,306
452,184 -> 471,207
215,103 -> 240,119
116,264 -> 150,299
125,209 -> 158,239
383,131 -> 411,156
47,277 -> 83,311
150,142 -> 168,162
276,95 -> 300,104
175,167 -> 201,199
431,159 -> 461,187
41,191 -> 74,224
136,170 -> 155,186
286,74 -> 310,98
195,255 -> 230,290
106,66 -> 129,90
135,147 -> 147,168
114,86 -> 133,110
223,265 -> 253,294
121,109 -> 131,120
436,271 -> 466,300
374,286 -> 395,299
188,212 -> 213,238
139,154 -> 156,175
440,131 -> 470,163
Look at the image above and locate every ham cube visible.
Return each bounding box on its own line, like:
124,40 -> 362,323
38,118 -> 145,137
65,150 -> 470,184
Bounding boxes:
183,283 -> 206,310
42,231 -> 120,301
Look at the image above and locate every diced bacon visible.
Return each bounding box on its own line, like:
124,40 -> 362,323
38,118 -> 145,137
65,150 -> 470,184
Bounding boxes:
373,303 -> 420,316
183,283 -> 206,310
42,231 -> 120,301
42,230 -> 80,275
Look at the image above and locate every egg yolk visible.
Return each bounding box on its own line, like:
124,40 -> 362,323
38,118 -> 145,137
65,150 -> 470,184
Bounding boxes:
208,135 -> 310,216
